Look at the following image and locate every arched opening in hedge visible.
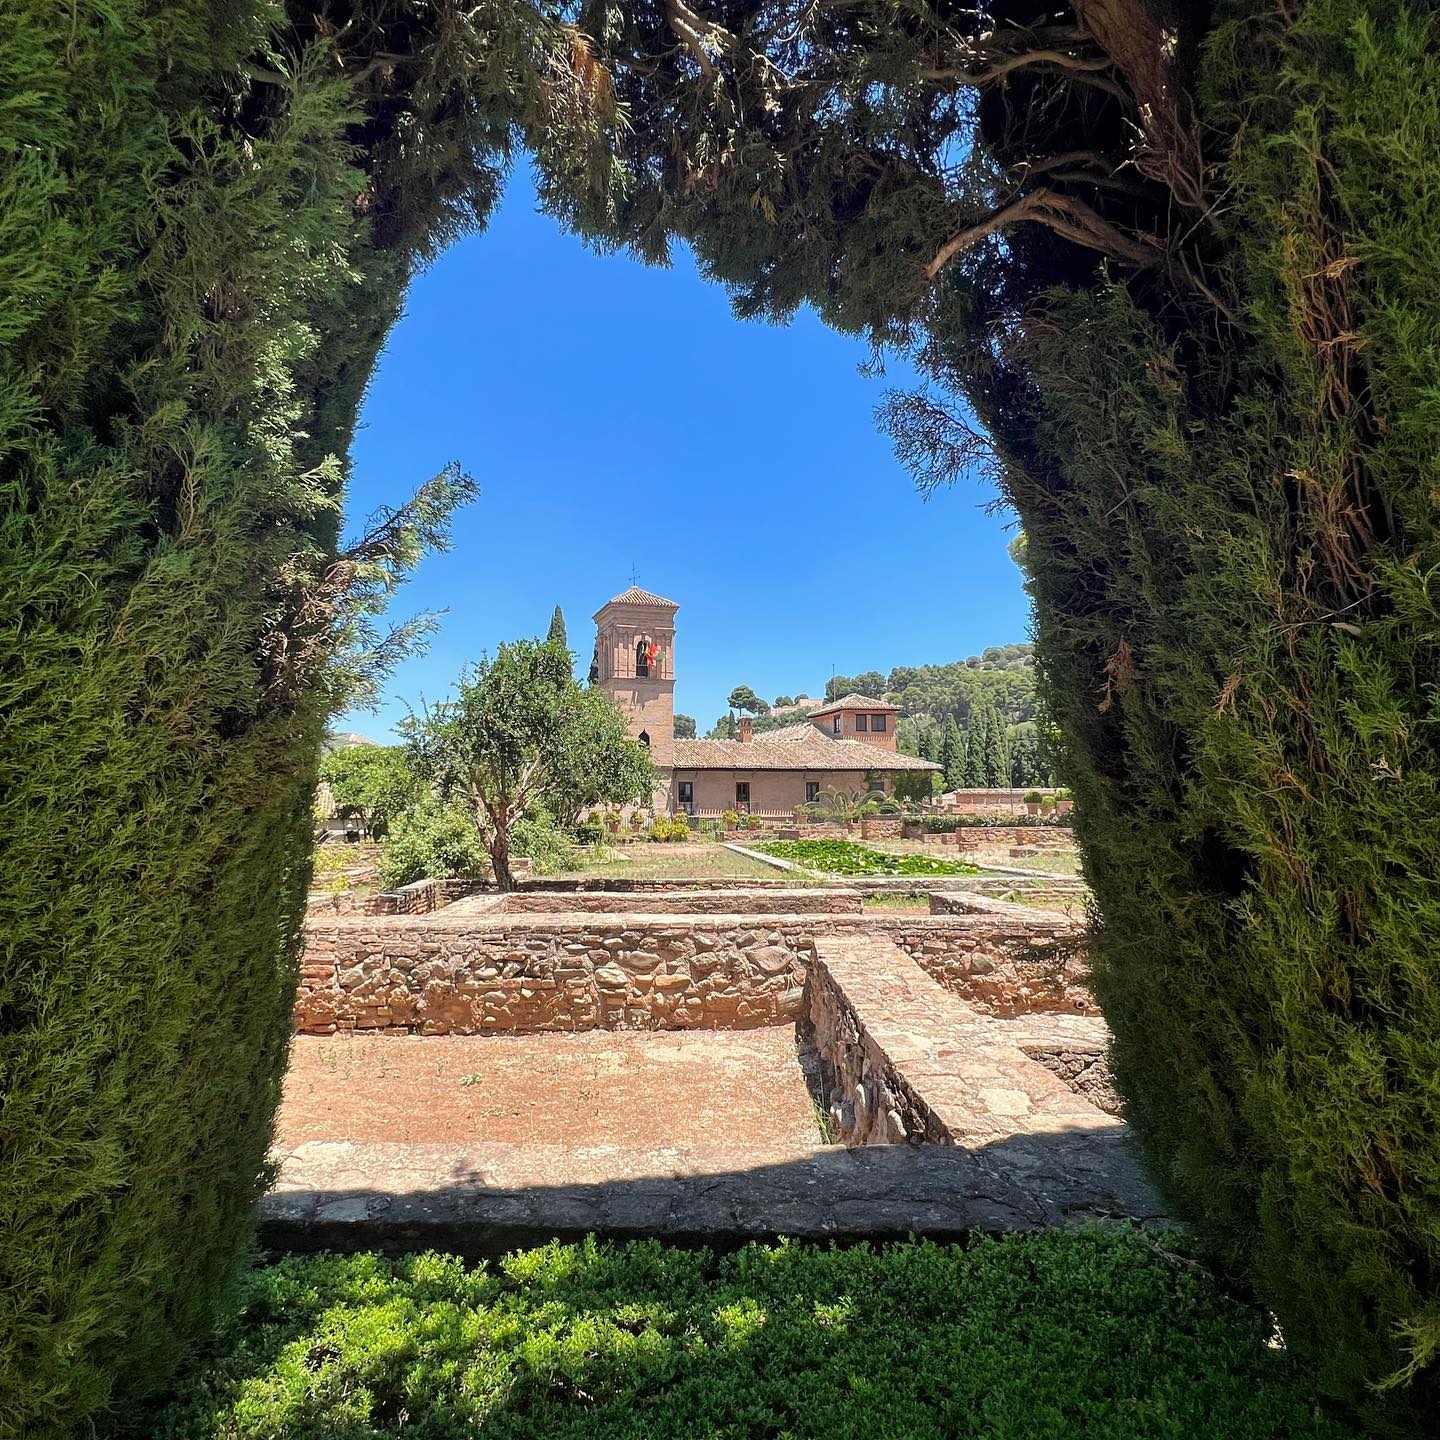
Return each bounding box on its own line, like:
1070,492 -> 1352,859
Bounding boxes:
5,3 -> 1439,1436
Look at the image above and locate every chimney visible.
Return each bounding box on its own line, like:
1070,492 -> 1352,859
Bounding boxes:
739,716 -> 753,743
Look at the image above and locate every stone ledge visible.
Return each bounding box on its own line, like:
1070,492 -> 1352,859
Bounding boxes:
260,1136 -> 1163,1257
807,936 -> 1119,1146
490,888 -> 863,915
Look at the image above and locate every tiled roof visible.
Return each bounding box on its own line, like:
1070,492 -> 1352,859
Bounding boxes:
597,585 -> 679,610
673,731 -> 941,772
809,693 -> 899,716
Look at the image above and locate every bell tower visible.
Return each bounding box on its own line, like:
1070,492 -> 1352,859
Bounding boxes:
591,586 -> 678,803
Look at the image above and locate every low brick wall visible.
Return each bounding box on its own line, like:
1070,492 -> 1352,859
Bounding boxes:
496,888 -> 862,915
365,877 -> 490,916
297,909 -> 1089,1035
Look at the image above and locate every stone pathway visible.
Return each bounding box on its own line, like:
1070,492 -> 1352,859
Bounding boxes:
262,1135 -> 1163,1258
806,934 -> 1116,1145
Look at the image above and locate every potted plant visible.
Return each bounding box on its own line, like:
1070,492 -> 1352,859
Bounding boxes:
1055,787 -> 1074,816
1023,790 -> 1044,816
721,808 -> 741,837
1039,794 -> 1057,819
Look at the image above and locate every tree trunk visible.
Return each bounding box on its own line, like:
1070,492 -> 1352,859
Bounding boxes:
489,826 -> 514,891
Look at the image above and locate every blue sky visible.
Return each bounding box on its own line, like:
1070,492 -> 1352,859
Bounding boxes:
337,160 -> 1028,741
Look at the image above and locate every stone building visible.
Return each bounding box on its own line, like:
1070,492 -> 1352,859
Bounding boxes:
592,586 -> 941,818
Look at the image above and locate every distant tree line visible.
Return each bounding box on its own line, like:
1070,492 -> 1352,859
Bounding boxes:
897,710 -> 1048,790
703,647 -> 1044,771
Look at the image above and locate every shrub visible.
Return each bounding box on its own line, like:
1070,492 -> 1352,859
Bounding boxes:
573,821 -> 604,846
510,809 -> 580,876
379,800 -> 489,889
720,809 -> 741,828
647,817 -> 691,842
756,840 -> 977,878
147,1233 -> 1353,1440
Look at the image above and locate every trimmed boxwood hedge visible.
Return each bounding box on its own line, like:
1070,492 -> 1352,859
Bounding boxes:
146,1232 -> 1354,1440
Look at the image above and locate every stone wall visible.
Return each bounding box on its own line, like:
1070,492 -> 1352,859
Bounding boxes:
802,935 -> 1113,1148
296,910 -> 1089,1035
903,913 -> 1089,1017
365,877 -> 490,916
496,888 -> 861,915
519,876 -> 795,892
937,826 -> 1075,851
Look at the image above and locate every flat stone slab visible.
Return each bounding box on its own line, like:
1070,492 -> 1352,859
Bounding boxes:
262,1134 -> 1164,1257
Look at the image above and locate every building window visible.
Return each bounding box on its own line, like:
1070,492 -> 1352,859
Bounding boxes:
871,714 -> 887,732
735,782 -> 750,813
638,730 -> 650,747
806,782 -> 820,803
634,638 -> 649,677
678,780 -> 694,815
832,716 -> 842,734
855,714 -> 868,732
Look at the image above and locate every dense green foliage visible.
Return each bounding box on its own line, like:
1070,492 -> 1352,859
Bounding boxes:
756,839 -> 976,877
146,1232 -> 1351,1439
319,744 -> 423,837
0,3 -> 472,1431
961,13 -> 1440,1421
0,0 -> 596,1427
405,638 -> 654,888
376,796 -> 490,889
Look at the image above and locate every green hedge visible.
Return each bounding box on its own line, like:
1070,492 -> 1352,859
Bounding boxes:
0,4 -> 515,1432
973,4 -> 1440,1428
147,1232 -> 1352,1439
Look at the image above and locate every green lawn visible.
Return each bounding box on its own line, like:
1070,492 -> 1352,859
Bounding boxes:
148,1231 -> 1352,1439
863,838 -> 1083,876
554,842 -> 796,882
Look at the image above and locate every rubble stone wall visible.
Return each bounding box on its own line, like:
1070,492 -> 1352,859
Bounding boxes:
296,910 -> 1089,1035
495,888 -> 859,915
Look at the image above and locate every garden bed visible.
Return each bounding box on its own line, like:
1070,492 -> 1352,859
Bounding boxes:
754,838 -> 979,878
148,1233 -> 1352,1439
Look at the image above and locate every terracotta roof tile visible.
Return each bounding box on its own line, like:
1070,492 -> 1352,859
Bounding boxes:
809,693 -> 899,716
597,585 -> 679,610
673,731 -> 940,772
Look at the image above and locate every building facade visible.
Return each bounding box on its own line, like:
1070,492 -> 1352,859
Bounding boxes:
591,587 -> 941,817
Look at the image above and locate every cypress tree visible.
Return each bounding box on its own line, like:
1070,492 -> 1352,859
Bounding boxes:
980,705 -> 1010,788
547,605 -> 568,651
959,720 -> 987,790
940,716 -> 963,790
9,0 -> 1440,1429
0,3 -> 579,1430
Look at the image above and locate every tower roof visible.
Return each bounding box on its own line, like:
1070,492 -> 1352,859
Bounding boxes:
594,585 -> 679,616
